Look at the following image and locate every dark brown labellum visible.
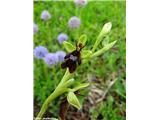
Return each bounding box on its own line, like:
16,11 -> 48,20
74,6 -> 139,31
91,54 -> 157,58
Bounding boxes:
61,43 -> 85,73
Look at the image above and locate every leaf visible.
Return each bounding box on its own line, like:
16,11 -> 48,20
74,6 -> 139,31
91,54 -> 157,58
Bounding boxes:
78,34 -> 87,46
72,83 -> 90,92
63,41 -> 76,52
92,40 -> 117,57
67,92 -> 81,109
81,50 -> 92,59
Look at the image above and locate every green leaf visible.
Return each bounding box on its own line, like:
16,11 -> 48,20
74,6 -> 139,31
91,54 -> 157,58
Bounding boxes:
67,91 -> 81,109
92,40 -> 117,57
72,83 -> 90,92
62,41 -> 76,52
81,50 -> 92,59
78,34 -> 87,46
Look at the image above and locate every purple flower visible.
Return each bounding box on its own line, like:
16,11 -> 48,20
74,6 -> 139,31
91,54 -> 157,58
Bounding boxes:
34,46 -> 48,59
57,33 -> 68,44
68,16 -> 81,28
44,53 -> 58,66
33,23 -> 38,34
74,0 -> 88,6
56,51 -> 66,62
41,10 -> 51,20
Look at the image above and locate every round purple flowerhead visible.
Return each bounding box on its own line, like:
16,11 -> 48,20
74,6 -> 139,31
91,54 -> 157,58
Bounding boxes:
74,0 -> 88,6
56,51 -> 66,62
41,10 -> 51,20
68,16 -> 81,28
34,46 -> 48,59
33,23 -> 38,34
57,33 -> 68,44
44,53 -> 58,66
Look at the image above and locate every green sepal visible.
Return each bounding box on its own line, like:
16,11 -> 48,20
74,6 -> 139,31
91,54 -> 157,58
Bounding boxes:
67,91 -> 81,109
62,41 -> 76,52
78,34 -> 87,46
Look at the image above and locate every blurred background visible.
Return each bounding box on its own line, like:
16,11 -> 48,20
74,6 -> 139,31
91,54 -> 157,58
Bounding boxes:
34,1 -> 126,120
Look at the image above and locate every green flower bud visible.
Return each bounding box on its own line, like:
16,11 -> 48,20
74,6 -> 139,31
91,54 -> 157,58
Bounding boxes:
67,91 -> 81,109
100,22 -> 112,36
92,22 -> 112,52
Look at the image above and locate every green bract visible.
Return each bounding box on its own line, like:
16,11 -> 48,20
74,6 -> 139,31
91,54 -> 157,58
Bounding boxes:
72,83 -> 90,92
78,34 -> 87,46
67,91 -> 81,109
92,40 -> 117,58
63,78 -> 75,88
81,50 -> 92,59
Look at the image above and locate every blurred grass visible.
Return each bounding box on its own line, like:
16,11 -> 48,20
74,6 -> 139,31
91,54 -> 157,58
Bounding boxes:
34,1 -> 126,120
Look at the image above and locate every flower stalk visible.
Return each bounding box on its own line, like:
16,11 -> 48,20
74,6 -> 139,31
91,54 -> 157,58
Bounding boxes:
35,69 -> 73,120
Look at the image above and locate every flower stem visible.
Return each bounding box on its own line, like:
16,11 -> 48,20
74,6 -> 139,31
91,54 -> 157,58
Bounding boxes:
35,69 -> 73,120
35,85 -> 65,120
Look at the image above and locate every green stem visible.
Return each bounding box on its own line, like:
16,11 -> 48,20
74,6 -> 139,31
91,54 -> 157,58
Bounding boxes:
35,69 -> 73,120
60,68 -> 73,85
92,34 -> 103,52
35,85 -> 66,120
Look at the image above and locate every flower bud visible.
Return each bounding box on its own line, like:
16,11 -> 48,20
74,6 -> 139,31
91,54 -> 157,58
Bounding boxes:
67,91 -> 81,109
